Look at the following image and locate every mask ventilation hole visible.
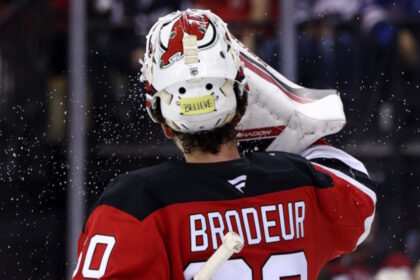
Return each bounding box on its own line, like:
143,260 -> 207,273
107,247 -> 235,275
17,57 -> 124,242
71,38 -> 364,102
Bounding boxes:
179,87 -> 186,94
206,83 -> 213,90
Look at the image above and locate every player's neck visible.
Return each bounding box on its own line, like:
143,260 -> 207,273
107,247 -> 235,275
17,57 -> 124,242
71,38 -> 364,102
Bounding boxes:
184,140 -> 240,163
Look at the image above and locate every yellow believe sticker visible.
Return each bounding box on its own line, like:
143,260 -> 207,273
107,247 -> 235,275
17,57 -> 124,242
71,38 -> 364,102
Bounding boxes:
180,95 -> 215,115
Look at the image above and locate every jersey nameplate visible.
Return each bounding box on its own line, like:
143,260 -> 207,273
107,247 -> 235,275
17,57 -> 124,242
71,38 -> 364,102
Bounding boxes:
189,201 -> 305,252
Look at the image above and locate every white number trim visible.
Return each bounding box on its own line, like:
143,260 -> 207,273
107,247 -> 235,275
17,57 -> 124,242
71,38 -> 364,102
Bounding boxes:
72,253 -> 83,278
262,252 -> 307,279
184,259 -> 252,280
184,252 -> 308,279
81,234 -> 116,278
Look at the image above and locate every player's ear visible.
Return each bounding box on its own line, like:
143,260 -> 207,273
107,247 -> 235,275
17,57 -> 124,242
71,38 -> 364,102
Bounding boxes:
161,123 -> 175,139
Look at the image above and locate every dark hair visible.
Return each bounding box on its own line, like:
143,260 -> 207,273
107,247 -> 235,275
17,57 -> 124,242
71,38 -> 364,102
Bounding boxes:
174,98 -> 247,155
174,119 -> 237,154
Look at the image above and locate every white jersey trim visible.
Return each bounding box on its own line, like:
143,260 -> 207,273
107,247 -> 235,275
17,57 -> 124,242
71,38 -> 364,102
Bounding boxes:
312,162 -> 376,247
301,145 -> 369,176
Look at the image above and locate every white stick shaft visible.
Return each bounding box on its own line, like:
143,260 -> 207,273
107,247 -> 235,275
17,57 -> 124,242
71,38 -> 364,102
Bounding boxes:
194,232 -> 244,280
194,244 -> 233,280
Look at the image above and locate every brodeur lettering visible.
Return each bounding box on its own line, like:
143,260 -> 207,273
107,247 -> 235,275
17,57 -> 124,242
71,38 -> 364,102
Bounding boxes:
189,201 -> 305,252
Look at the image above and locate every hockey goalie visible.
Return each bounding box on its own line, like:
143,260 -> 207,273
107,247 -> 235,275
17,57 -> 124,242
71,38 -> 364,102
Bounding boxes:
72,9 -> 376,280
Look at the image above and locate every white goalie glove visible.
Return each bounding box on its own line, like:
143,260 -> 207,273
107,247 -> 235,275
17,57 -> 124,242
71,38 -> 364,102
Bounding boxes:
233,39 -> 346,154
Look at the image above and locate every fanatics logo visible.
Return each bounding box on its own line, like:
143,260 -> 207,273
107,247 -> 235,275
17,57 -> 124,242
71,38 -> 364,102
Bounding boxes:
228,175 -> 247,193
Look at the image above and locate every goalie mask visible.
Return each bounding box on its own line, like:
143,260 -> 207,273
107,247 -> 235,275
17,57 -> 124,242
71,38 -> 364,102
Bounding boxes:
140,9 -> 248,133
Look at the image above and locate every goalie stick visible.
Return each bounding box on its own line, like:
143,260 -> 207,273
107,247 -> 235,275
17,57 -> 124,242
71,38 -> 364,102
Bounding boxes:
194,232 -> 244,280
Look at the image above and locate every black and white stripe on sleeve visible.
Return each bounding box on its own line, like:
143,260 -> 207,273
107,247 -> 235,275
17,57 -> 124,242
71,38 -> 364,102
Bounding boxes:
301,145 -> 375,190
301,145 -> 377,247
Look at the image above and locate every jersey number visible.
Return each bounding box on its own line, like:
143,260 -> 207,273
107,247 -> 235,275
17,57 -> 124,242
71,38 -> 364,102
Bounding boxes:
184,252 -> 307,279
73,234 -> 116,278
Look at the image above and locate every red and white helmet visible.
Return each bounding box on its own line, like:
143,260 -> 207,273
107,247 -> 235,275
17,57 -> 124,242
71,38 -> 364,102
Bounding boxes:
140,9 -> 248,133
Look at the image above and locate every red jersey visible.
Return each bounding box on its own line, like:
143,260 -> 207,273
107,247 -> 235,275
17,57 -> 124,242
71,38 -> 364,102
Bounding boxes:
72,145 -> 376,279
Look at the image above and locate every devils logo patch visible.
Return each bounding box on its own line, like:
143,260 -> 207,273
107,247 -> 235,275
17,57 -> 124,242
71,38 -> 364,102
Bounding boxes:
159,13 -> 216,67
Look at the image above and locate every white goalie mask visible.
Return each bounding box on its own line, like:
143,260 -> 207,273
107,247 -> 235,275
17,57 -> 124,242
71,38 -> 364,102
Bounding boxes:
140,9 -> 248,133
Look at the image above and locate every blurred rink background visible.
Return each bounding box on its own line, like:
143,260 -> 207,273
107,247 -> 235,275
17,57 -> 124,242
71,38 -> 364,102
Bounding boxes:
1,0 -> 420,279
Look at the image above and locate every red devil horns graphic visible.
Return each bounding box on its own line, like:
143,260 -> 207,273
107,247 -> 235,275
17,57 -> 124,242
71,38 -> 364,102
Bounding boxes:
160,13 -> 213,67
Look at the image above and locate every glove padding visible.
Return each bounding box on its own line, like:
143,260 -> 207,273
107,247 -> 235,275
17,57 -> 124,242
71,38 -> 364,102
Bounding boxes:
233,39 -> 346,154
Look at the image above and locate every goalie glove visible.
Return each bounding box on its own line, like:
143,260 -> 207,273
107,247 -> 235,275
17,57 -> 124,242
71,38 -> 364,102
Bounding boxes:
233,39 -> 346,154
